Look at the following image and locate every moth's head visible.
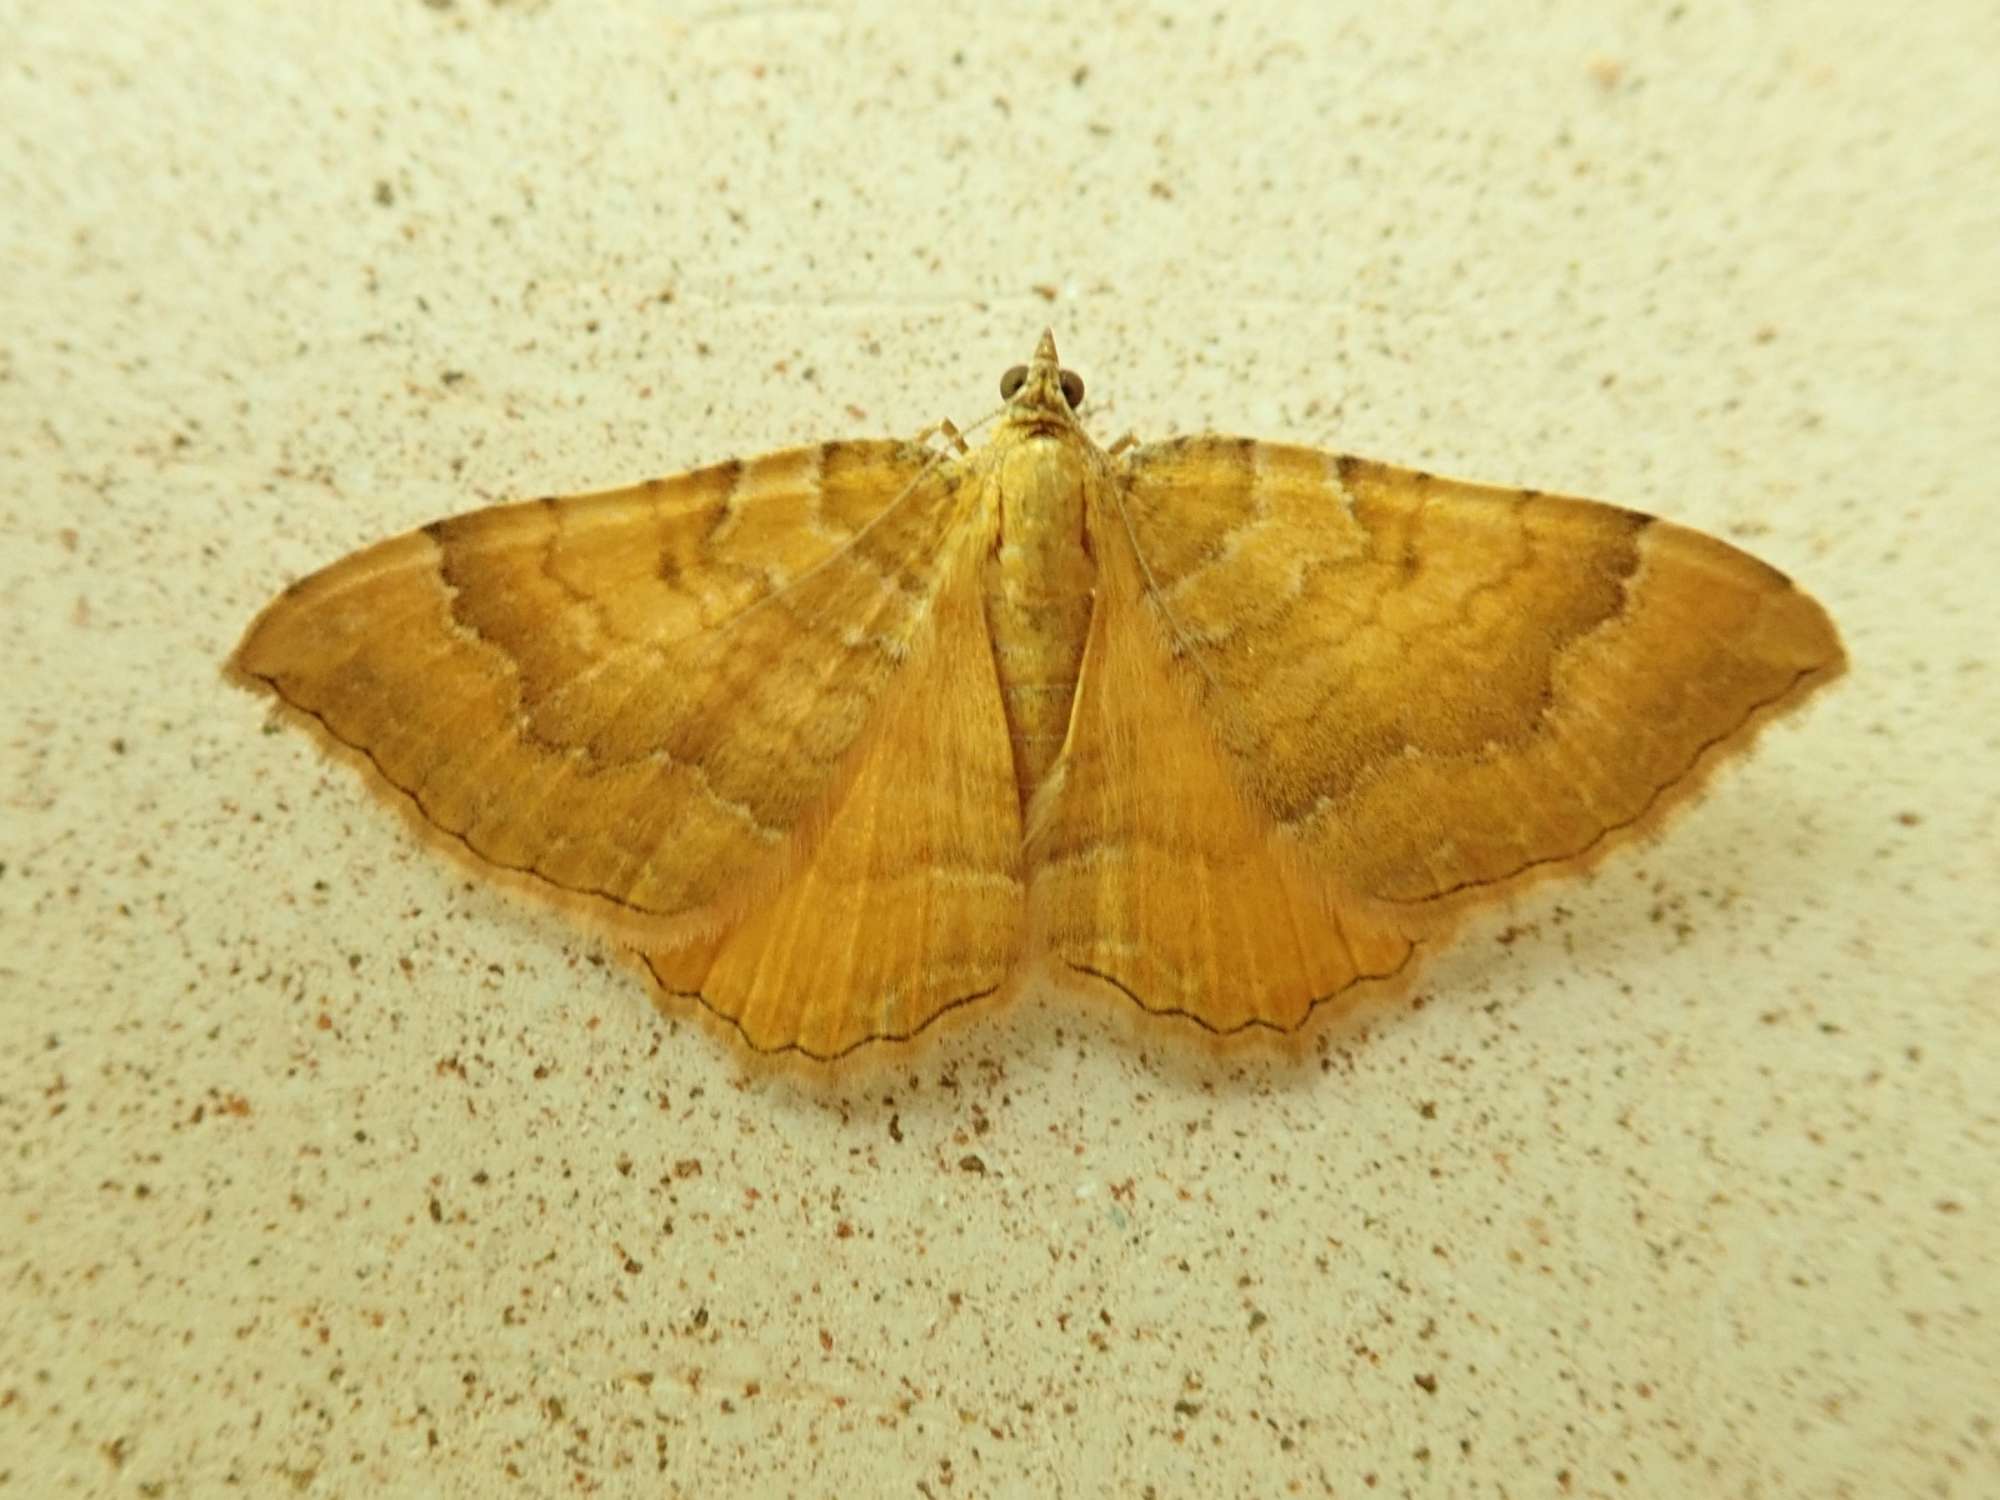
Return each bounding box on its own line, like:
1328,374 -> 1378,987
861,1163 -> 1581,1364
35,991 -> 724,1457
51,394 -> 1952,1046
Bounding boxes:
998,329 -> 1086,432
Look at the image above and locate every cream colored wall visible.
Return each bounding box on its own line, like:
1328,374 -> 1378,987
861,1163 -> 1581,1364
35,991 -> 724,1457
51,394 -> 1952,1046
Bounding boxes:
3,3 -> 1992,1495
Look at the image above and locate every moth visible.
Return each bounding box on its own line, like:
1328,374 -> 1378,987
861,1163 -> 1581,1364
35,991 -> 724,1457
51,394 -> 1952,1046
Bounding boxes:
230,332 -> 1845,1061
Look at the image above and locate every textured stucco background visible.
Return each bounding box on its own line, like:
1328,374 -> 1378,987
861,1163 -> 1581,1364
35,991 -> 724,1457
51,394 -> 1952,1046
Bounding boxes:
3,3 -> 1994,1496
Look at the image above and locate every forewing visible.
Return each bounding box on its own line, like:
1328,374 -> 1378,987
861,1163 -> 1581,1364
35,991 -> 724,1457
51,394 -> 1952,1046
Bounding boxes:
231,440 -> 964,944
1118,438 -> 1846,911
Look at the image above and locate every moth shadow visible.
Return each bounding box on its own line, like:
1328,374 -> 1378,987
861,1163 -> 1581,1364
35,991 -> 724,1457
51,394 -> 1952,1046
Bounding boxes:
669,959 -> 1444,1111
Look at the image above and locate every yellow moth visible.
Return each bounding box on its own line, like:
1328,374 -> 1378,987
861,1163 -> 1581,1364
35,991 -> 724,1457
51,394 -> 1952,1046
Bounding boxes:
231,333 -> 1844,1062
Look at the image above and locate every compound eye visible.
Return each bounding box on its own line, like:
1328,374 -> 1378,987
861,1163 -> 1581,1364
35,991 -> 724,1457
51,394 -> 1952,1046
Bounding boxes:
999,365 -> 1028,400
1058,369 -> 1085,409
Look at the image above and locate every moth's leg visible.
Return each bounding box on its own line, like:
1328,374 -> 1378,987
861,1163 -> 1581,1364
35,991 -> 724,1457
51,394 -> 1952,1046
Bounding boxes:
1106,431 -> 1138,457
913,417 -> 971,456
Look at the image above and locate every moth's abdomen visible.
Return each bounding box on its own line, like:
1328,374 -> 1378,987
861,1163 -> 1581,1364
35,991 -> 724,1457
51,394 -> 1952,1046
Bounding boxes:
987,572 -> 1094,809
982,438 -> 1099,810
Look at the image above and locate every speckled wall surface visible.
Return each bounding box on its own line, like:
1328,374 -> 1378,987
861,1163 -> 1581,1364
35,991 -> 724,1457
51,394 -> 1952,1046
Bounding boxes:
2,3 -> 1993,1496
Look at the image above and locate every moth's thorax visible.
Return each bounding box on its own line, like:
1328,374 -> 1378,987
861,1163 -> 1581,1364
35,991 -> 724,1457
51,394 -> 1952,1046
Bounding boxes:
979,426 -> 1101,809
